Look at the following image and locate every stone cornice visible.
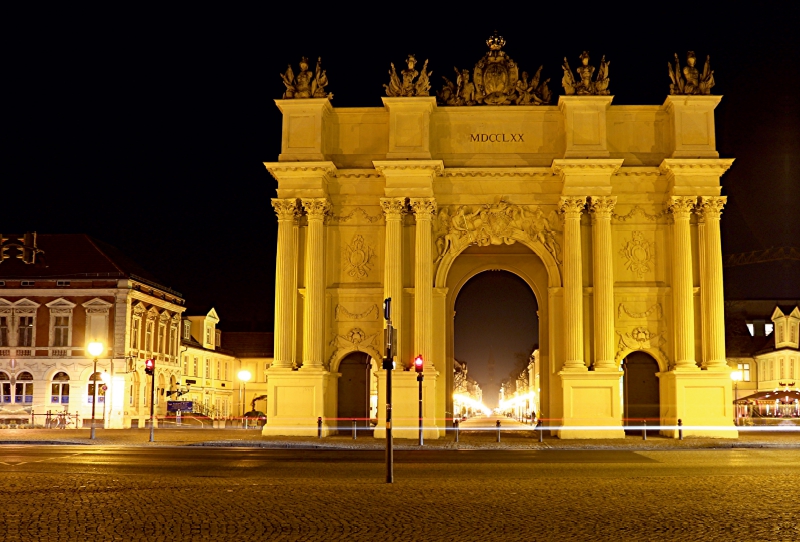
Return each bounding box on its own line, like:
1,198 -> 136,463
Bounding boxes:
373,160 -> 444,177
263,161 -> 338,182
658,159 -> 735,177
442,168 -> 552,178
551,159 -> 624,176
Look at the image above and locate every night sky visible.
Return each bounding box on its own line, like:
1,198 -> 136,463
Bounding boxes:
5,8 -> 798,373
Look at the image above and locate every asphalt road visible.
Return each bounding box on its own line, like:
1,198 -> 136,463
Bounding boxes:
2,446 -> 798,541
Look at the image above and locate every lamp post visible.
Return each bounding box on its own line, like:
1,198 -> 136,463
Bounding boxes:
101,371 -> 110,429
238,369 -> 251,427
731,370 -> 743,425
87,342 -> 104,440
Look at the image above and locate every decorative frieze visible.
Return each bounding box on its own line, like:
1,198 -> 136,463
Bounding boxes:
619,231 -> 655,279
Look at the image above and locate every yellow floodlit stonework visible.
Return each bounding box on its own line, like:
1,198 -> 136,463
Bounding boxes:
264,62 -> 736,439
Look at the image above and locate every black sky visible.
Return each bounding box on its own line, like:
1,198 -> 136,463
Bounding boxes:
4,6 -> 798,330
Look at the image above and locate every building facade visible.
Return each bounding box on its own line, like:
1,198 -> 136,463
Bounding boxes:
264,45 -> 737,439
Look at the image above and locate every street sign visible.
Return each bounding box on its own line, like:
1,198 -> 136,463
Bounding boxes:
167,401 -> 193,412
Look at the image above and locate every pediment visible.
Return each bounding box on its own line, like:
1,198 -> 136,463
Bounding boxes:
13,298 -> 41,308
790,307 -> 800,320
46,298 -> 77,309
82,298 -> 113,314
206,307 -> 220,323
132,301 -> 147,316
771,306 -> 785,320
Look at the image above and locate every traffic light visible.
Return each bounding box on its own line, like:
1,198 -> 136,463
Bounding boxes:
145,358 -> 155,375
414,355 -> 424,373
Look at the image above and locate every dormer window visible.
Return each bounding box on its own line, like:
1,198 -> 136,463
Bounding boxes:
215,329 -> 221,348
183,320 -> 191,340
206,326 -> 212,347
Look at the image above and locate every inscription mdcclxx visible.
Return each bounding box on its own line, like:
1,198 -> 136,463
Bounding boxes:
470,133 -> 524,143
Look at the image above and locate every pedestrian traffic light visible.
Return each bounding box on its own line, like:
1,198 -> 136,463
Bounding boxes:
414,355 -> 424,373
145,359 -> 155,375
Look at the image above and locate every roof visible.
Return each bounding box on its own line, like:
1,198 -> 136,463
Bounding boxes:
0,234 -> 180,296
223,332 -> 274,358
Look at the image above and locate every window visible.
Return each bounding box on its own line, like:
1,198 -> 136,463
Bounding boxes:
53,316 -> 70,347
766,323 -> 774,336
205,359 -> 210,378
183,356 -> 189,375
57,280 -> 70,287
0,317 -> 8,347
780,359 -> 785,379
132,318 -> 140,349
170,325 -> 177,356
215,329 -> 221,348
183,320 -> 191,340
18,316 -> 34,347
216,360 -> 221,380
790,359 -> 796,379
87,372 -> 105,404
193,357 -> 198,377
157,324 -> 165,353
145,322 -> 153,351
206,327 -> 212,346
16,372 -> 33,403
737,363 -> 751,382
51,372 -> 70,404
0,372 -> 10,403
21,281 -> 35,287
224,361 -> 229,380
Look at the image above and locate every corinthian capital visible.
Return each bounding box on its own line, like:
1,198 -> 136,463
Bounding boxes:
559,197 -> 587,219
667,196 -> 697,219
588,196 -> 617,220
272,198 -> 300,221
380,197 -> 408,220
697,196 -> 727,220
409,198 -> 437,220
301,198 -> 331,220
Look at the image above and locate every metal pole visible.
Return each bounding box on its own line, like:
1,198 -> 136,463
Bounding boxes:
734,381 -> 739,426
642,419 -> 647,441
496,420 -> 501,443
149,370 -> 156,442
384,298 -> 394,484
538,419 -> 543,442
454,419 -> 459,443
90,357 -> 97,439
418,373 -> 424,446
352,418 -> 357,440
678,418 -> 683,440
317,416 -> 322,438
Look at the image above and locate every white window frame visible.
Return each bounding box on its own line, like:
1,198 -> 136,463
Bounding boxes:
46,298 -> 76,350
737,362 -> 751,382
183,320 -> 191,340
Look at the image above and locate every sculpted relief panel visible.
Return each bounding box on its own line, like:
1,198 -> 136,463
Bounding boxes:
342,234 -> 376,280
434,201 -> 561,265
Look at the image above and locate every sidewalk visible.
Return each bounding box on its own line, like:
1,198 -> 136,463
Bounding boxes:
1,426 -> 799,450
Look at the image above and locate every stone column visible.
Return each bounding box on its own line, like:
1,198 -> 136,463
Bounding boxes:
559,197 -> 587,370
697,214 -> 708,366
698,196 -> 727,369
588,196 -> 617,370
668,196 -> 698,369
380,197 -> 407,365
410,198 -> 437,368
271,198 -> 300,369
300,198 -> 330,369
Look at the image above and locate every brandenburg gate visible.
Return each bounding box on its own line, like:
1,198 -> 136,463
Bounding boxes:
264,36 -> 737,439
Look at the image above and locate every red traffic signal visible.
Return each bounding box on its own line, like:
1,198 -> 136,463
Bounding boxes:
144,359 -> 155,375
414,355 -> 424,373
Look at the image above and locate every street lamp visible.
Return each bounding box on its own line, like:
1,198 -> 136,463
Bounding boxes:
101,371 -> 110,429
238,369 -> 252,424
731,370 -> 743,425
87,341 -> 104,440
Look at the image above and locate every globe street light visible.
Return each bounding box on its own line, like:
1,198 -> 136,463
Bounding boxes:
731,370 -> 743,425
238,369 -> 252,424
86,341 -> 104,440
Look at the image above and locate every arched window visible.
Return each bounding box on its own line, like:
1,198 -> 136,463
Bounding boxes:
87,372 -> 105,404
0,372 -> 10,403
16,371 -> 33,403
51,372 -> 70,404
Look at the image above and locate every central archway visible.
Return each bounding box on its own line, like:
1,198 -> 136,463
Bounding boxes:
436,239 -> 560,429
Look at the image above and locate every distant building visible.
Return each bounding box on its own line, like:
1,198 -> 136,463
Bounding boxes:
213,331 -> 274,417
0,234 -> 185,428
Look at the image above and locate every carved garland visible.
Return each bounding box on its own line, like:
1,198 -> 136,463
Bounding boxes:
618,303 -> 663,320
335,304 -> 380,322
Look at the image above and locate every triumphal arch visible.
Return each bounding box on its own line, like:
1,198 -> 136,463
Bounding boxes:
264,38 -> 736,439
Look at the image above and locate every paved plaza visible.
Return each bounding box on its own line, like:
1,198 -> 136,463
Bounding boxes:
1,432 -> 799,541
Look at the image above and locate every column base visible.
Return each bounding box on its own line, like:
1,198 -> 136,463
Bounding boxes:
261,367 -> 337,437
374,370 -> 441,440
659,368 -> 738,439
558,370 -> 625,439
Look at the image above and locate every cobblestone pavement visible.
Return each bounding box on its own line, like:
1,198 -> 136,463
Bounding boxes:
1,446 -> 798,541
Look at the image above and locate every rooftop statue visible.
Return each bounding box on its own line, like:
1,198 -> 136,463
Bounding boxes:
384,55 -> 432,97
437,32 -> 551,106
562,51 -> 610,96
280,57 -> 332,100
668,51 -> 715,95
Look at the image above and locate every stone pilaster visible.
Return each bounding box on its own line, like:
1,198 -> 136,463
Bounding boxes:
588,196 -> 617,370
271,198 -> 300,369
697,196 -> 727,369
559,196 -> 587,370
697,213 -> 709,366
668,196 -> 698,370
300,198 -> 331,369
380,197 -> 407,366
410,198 -> 437,369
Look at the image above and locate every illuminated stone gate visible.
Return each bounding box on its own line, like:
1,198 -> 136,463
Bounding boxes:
264,42 -> 736,439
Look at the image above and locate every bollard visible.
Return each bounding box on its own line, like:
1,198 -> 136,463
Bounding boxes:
538,420 -> 543,443
678,418 -> 683,440
454,419 -> 459,443
317,416 -> 322,439
352,419 -> 357,440
642,419 -> 647,441
496,420 -> 501,443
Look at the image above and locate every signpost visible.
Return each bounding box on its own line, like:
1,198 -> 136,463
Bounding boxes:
383,298 -> 396,484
